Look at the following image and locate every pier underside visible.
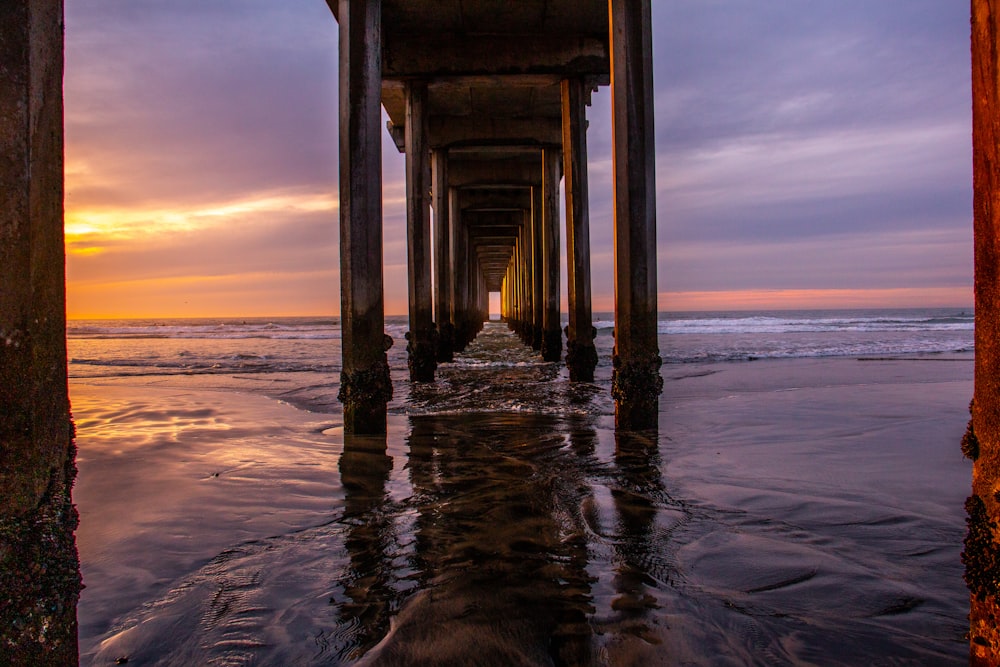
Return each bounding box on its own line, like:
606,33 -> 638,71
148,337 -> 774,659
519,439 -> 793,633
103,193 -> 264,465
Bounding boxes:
2,1 -> 996,662
330,0 -> 661,433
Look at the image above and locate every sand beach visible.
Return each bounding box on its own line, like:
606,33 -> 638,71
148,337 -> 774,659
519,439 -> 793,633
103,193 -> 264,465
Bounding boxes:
70,319 -> 973,664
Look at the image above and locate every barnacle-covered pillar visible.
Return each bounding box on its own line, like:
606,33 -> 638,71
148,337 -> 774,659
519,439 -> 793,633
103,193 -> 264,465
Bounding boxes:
0,1 -> 81,663
337,0 -> 392,433
609,0 -> 662,429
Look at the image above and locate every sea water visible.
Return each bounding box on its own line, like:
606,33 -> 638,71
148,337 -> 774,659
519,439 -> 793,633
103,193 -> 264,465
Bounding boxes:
70,308 -> 975,665
68,308 -> 974,412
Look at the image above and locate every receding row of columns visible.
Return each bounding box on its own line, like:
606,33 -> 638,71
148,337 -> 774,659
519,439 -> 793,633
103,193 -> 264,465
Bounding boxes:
3,0 -> 998,660
337,0 -> 662,434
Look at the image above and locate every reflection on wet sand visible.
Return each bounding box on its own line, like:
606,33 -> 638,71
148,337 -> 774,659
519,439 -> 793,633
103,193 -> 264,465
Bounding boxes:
338,436 -> 395,660
605,430 -> 666,646
337,414 -> 668,665
72,324 -> 971,664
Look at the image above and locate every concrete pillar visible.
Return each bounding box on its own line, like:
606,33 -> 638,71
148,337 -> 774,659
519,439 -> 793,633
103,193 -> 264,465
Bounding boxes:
562,78 -> 598,382
337,0 -> 392,434
480,271 -> 488,327
968,1 -> 1000,661
505,267 -> 513,323
501,273 -> 508,321
515,234 -> 526,339
609,0 -> 662,430
452,190 -> 471,351
0,1 -> 81,662
404,81 -> 437,382
509,257 -> 516,325
541,148 -> 563,362
506,251 -> 514,329
512,236 -> 520,334
531,183 -> 544,351
518,220 -> 532,344
432,149 -> 455,362
474,270 -> 483,330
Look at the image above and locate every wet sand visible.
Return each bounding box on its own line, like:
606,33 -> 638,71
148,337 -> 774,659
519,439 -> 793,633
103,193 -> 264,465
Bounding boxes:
72,353 -> 972,665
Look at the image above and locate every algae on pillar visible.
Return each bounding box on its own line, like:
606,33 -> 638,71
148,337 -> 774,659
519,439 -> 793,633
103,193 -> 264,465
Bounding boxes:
337,0 -> 392,433
608,0 -> 662,429
0,1 -> 81,662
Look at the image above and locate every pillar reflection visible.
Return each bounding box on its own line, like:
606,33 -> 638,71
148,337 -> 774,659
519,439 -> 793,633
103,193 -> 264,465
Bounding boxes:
356,414 -> 595,665
338,433 -> 395,659
610,427 -> 663,633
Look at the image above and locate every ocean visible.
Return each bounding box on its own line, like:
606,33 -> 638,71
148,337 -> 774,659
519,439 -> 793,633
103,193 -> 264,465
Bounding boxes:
67,308 -> 974,415
70,308 -> 975,665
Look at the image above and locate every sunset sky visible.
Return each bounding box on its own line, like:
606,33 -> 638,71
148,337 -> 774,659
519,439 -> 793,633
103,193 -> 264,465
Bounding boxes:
64,1 -> 973,319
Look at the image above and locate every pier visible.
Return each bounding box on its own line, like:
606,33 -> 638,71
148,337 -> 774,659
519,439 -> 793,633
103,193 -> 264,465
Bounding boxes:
3,0 -> 999,663
328,0 -> 661,433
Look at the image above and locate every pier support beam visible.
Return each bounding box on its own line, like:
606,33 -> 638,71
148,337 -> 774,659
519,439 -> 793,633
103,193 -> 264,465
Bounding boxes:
0,1 -> 81,662
562,78 -> 598,381
433,150 -> 455,362
337,0 -> 392,434
541,148 -> 563,362
518,216 -> 533,345
968,1 -> 1000,661
531,182 -> 544,351
404,81 -> 437,382
452,191 -> 472,351
609,0 -> 662,429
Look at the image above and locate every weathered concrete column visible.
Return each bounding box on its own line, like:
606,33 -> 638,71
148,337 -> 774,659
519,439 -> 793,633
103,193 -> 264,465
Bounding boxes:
562,78 -> 598,382
505,250 -> 514,329
505,267 -> 513,323
0,2 -> 81,663
432,149 -> 455,362
480,271 -> 488,328
404,81 -> 437,382
518,219 -> 532,344
474,270 -> 484,330
541,148 -> 563,362
968,1 -> 1000,661
609,0 -> 662,429
515,233 -> 526,339
509,257 -> 517,325
531,183 -> 544,351
452,190 -> 471,351
337,0 -> 392,434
